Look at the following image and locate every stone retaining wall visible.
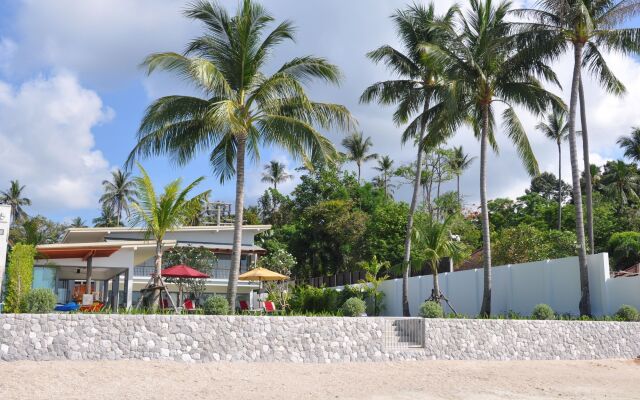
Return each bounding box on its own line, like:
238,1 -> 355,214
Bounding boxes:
1,314 -> 639,363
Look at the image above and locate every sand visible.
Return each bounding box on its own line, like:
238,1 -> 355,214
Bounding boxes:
1,359 -> 639,399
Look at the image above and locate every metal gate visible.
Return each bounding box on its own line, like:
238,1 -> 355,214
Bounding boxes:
383,318 -> 425,350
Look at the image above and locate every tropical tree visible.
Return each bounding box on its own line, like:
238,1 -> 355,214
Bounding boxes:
536,108 -> 569,229
261,160 -> 293,190
357,255 -> 390,316
425,0 -> 562,315
617,127 -> 640,163
374,155 -> 395,198
126,0 -> 353,311
0,180 -> 31,223
69,217 -> 87,228
92,205 -> 121,228
447,146 -> 475,206
601,160 -> 640,212
129,164 -> 209,310
361,3 -> 458,316
341,132 -> 378,182
516,0 -> 640,315
100,169 -> 137,226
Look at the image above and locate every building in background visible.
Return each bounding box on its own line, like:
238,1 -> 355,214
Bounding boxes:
0,204 -> 11,305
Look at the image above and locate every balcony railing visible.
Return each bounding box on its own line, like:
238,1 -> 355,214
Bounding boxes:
133,266 -> 247,280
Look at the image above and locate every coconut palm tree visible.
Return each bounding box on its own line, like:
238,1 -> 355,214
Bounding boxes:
92,205 -> 121,228
601,160 -> 640,212
425,0 -> 562,316
69,217 -> 87,228
341,132 -> 378,182
515,0 -> 640,316
0,180 -> 31,224
447,146 -> 475,207
536,109 -> 569,230
361,3 -> 459,316
617,127 -> 640,163
261,160 -> 293,190
100,169 -> 137,226
126,0 -> 353,312
374,155 -> 395,198
129,164 -> 209,310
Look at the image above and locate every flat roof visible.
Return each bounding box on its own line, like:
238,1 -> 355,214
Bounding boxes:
36,240 -> 177,260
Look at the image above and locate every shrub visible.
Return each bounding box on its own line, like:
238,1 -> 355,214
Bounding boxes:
20,288 -> 57,313
615,305 -> 639,322
340,297 -> 366,317
5,244 -> 37,312
608,232 -> 640,271
419,301 -> 444,318
289,285 -> 340,314
531,304 -> 555,320
203,295 -> 229,315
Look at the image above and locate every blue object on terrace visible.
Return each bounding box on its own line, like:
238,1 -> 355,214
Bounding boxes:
54,302 -> 79,312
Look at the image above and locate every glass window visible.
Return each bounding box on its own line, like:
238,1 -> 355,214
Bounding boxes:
32,266 -> 56,290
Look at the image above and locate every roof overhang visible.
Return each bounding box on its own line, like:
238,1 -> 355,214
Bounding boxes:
36,240 -> 177,261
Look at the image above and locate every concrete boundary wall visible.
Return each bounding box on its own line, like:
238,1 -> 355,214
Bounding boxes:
1,314 -> 639,363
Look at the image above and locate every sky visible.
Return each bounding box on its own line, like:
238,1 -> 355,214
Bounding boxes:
0,0 -> 639,223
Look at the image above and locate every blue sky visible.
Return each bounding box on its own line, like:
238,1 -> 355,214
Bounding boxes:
1,0 -> 639,224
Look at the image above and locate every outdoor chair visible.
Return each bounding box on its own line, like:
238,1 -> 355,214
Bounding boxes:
183,299 -> 197,313
263,301 -> 276,313
239,300 -> 250,311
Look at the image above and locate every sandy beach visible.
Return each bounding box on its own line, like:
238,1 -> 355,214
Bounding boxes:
1,359 -> 639,400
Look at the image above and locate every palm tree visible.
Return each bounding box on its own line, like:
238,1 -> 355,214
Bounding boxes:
361,3 -> 459,316
536,109 -> 569,230
126,0 -> 353,312
447,146 -> 475,207
129,164 -> 209,310
341,132 -> 378,182
69,217 -> 87,228
261,160 -> 293,190
374,155 -> 395,198
516,0 -> 640,316
617,127 -> 640,163
92,205 -> 121,228
601,160 -> 640,212
426,0 -> 562,316
100,169 -> 137,226
0,180 -> 31,223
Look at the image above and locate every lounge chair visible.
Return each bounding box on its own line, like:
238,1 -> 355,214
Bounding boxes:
263,301 -> 276,314
239,300 -> 249,311
183,299 -> 197,313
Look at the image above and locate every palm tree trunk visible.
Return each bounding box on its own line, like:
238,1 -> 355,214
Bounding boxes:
457,174 -> 461,208
568,43 -> 591,316
117,202 -> 122,226
557,141 -> 562,230
227,137 -> 247,314
357,162 -> 362,183
579,77 -> 594,254
401,103 -> 429,316
479,102 -> 492,317
151,240 -> 163,311
432,260 -> 440,304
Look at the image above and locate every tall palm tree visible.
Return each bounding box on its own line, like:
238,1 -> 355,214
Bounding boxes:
361,3 -> 459,316
536,109 -> 569,230
426,0 -> 562,316
92,205 -> 121,228
129,164 -> 209,310
100,169 -> 137,226
516,0 -> 640,316
69,217 -> 87,228
374,155 -> 394,198
617,127 -> 640,163
447,146 -> 475,207
341,132 -> 378,182
601,160 -> 640,212
261,160 -> 293,190
126,0 -> 353,312
0,180 -> 31,223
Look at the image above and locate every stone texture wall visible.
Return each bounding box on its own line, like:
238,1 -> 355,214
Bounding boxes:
1,314 -> 639,363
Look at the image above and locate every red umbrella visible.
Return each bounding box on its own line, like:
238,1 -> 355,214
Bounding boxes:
161,264 -> 209,279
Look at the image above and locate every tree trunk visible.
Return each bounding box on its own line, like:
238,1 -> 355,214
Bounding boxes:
150,240 -> 163,311
357,162 -> 361,183
432,260 -> 440,305
557,141 -> 562,231
479,102 -> 492,317
457,174 -> 461,208
579,77 -> 594,254
117,202 -> 122,226
568,43 -> 591,316
401,102 -> 429,316
226,137 -> 247,314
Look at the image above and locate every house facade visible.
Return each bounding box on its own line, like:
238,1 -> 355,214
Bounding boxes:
33,225 -> 271,310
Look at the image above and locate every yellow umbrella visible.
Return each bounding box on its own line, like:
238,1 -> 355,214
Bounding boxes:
238,267 -> 288,281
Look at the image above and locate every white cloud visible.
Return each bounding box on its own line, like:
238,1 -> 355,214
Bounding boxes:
0,71 -> 113,212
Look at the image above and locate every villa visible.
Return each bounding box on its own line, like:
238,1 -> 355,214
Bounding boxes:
33,224 -> 271,310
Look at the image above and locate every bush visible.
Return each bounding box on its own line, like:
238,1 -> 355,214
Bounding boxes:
531,304 -> 555,320
5,244 -> 37,312
202,295 -> 229,315
20,288 -> 57,313
340,297 -> 366,317
608,232 -> 640,271
419,301 -> 444,318
615,305 -> 639,322
289,285 -> 340,314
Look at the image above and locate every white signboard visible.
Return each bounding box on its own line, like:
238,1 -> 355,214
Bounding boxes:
0,204 -> 11,299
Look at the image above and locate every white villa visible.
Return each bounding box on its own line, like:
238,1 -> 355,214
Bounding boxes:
33,225 -> 271,310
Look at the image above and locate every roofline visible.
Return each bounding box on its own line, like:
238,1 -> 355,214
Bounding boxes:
37,240 -> 178,251
61,225 -> 272,242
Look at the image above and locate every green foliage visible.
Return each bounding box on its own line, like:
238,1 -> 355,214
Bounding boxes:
9,215 -> 66,245
162,245 -> 217,299
357,256 -> 389,316
203,295 -> 229,315
419,301 -> 444,318
615,305 -> 639,322
289,285 -> 341,314
340,297 -> 366,317
258,249 -> 296,276
608,232 -> 640,271
20,288 -> 57,313
531,304 -> 555,320
5,244 -> 37,312
493,224 -> 576,266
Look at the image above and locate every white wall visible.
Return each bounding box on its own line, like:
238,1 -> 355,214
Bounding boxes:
377,253 -> 640,317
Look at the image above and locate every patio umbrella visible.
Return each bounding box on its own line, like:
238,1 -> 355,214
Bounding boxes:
161,264 -> 209,306
238,267 -> 288,309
